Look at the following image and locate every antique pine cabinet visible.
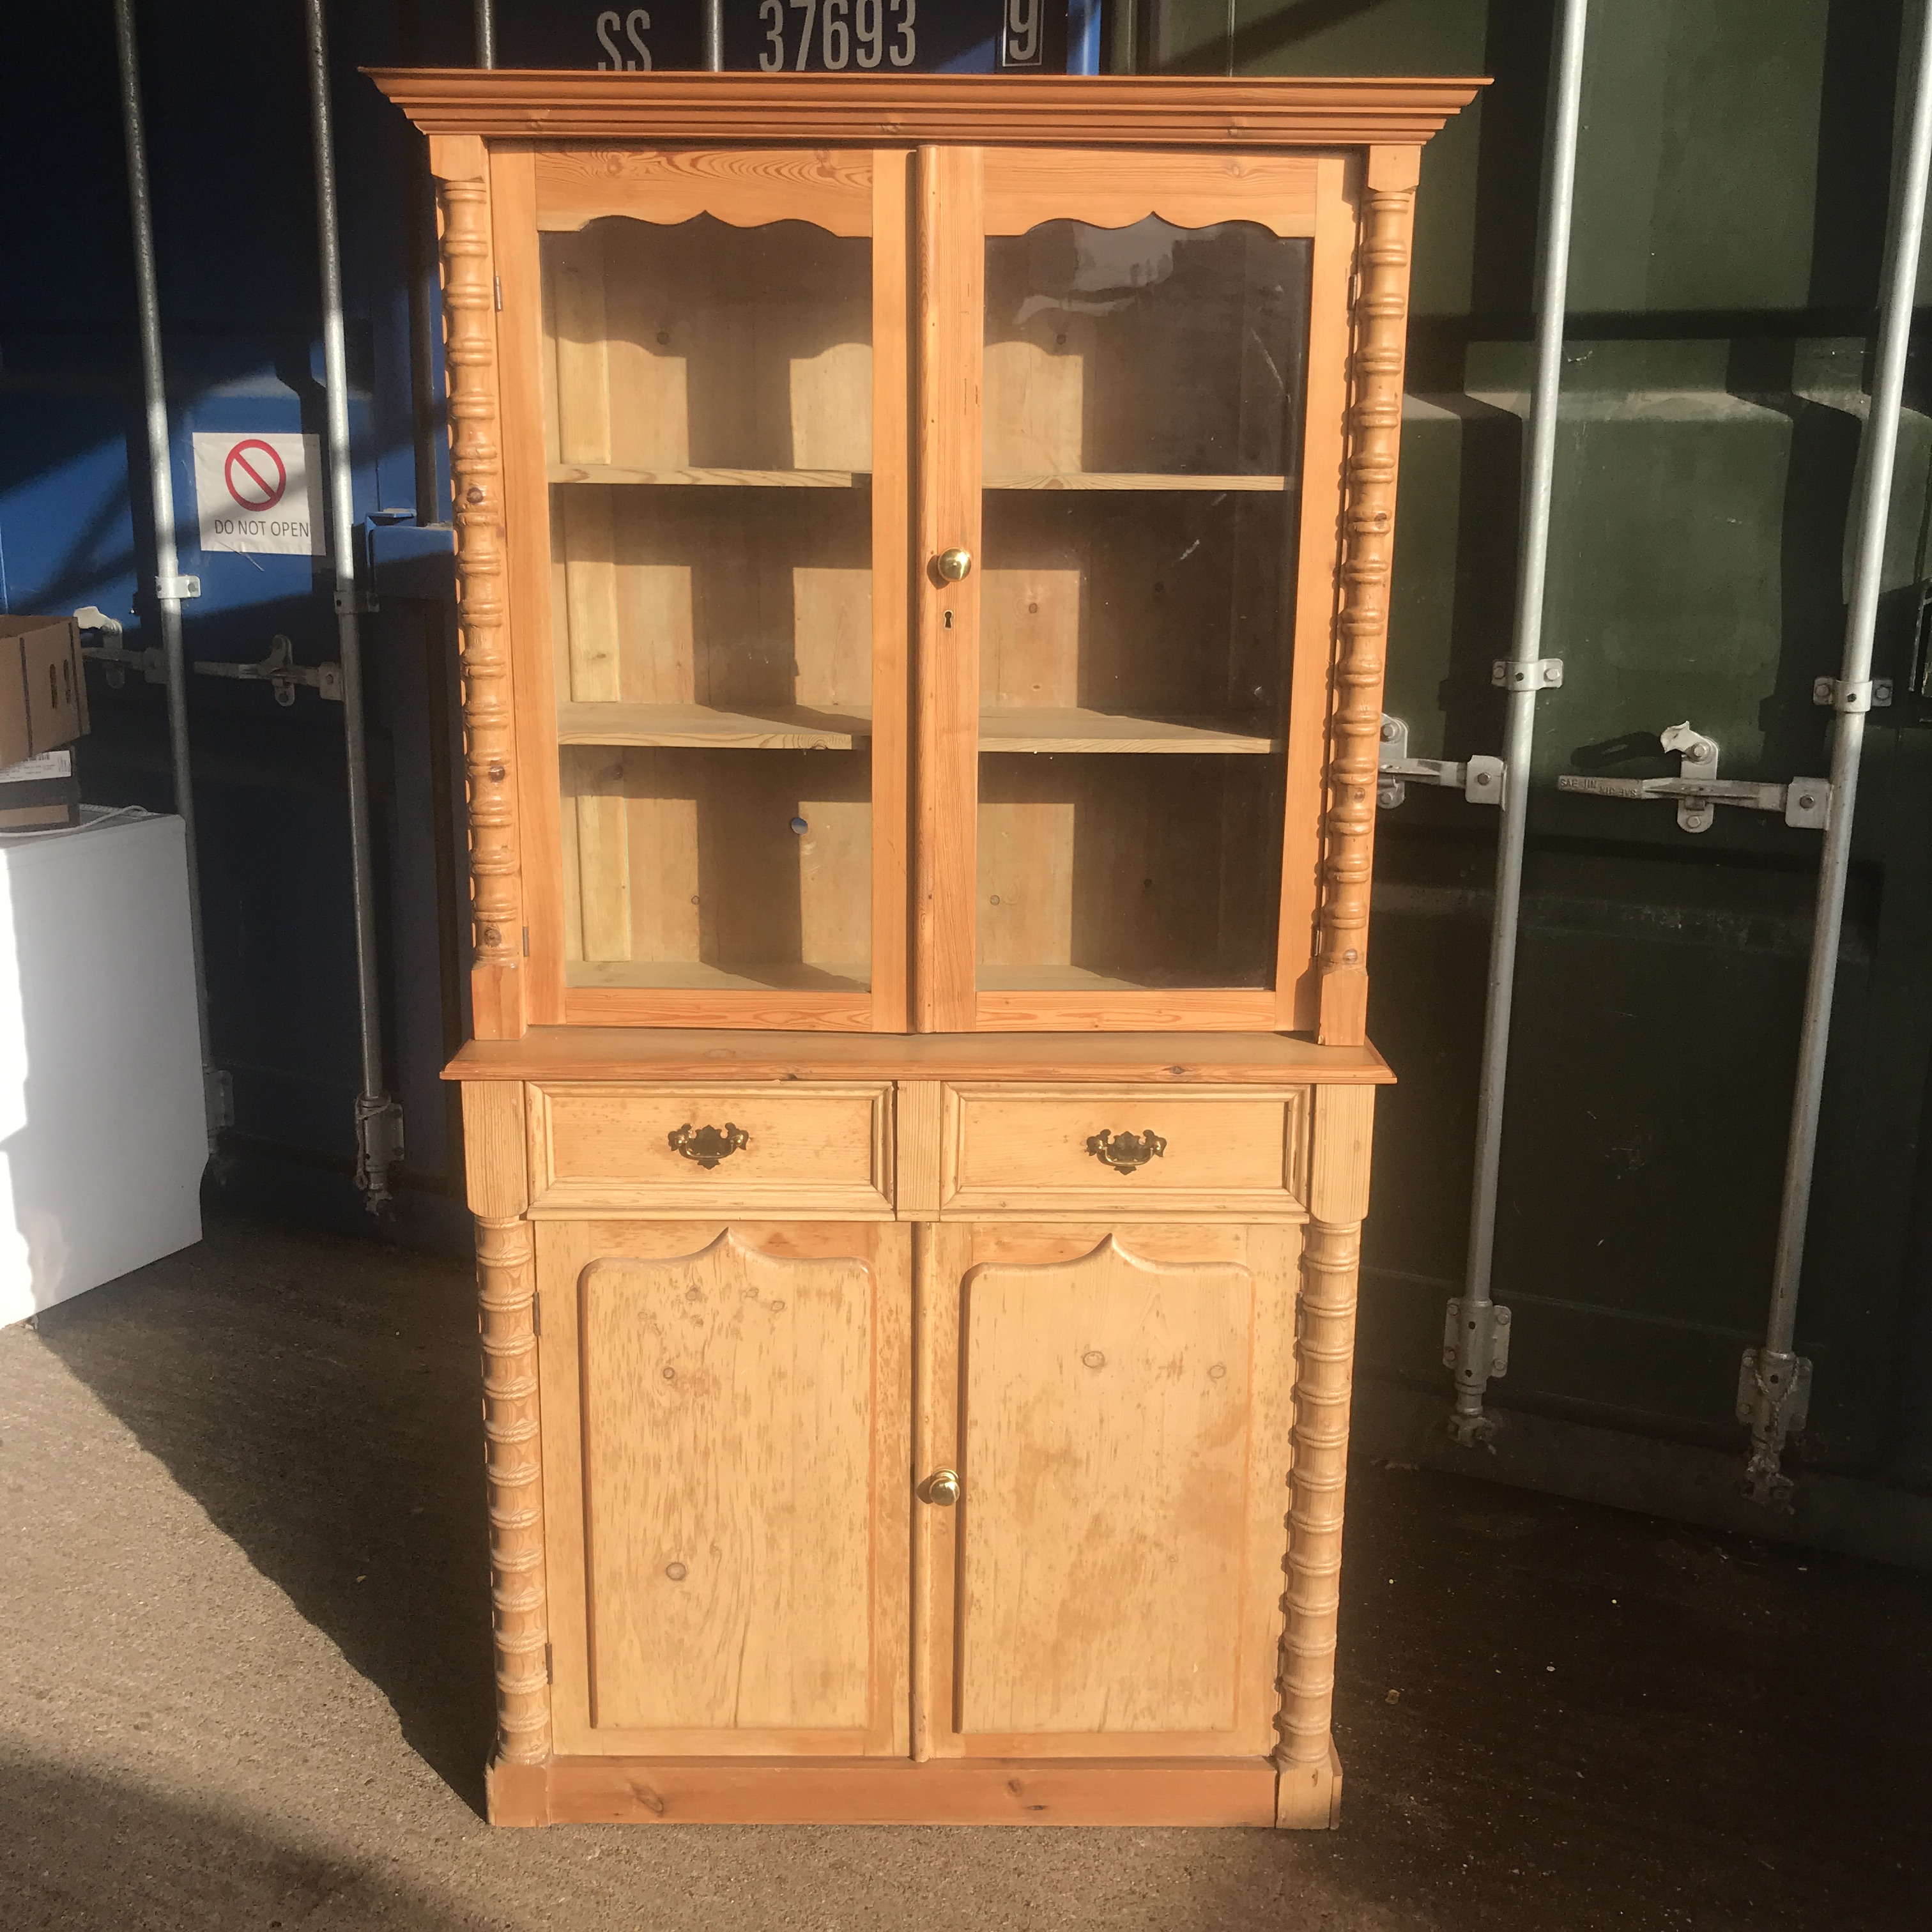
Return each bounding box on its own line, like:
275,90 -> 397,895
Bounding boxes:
371,68 -> 1479,1829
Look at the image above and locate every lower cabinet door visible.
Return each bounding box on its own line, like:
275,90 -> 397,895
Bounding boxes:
914,1222 -> 1299,1759
537,1220 -> 911,1757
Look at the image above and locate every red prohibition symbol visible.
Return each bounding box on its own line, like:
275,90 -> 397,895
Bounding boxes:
223,438 -> 288,512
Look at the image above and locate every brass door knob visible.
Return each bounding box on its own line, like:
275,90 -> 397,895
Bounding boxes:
936,547 -> 973,581
923,1468 -> 962,1506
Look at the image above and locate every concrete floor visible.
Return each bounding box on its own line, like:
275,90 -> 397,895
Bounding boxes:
3,1216 -> 1927,1931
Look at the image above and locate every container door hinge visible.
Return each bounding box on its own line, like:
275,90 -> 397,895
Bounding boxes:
1558,722 -> 1831,833
354,1094 -> 406,1215
1738,1347 -> 1813,1510
1377,716 -> 1505,809
1445,1297 -> 1511,1447
194,634 -> 344,707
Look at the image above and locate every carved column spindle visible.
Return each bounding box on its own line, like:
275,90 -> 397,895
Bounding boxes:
1317,167 -> 1416,1046
436,169 -> 523,987
477,1213 -> 549,1765
1275,1214 -> 1361,1795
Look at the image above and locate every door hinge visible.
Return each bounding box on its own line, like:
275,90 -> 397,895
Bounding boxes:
544,1641 -> 553,1685
494,275 -> 503,311
522,924 -> 530,957
530,1291 -> 540,1337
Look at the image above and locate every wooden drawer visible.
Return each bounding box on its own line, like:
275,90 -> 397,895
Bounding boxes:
525,1082 -> 894,1217
937,1084 -> 1308,1219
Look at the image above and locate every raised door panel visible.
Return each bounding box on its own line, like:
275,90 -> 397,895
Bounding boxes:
915,1222 -> 1297,1759
539,1218 -> 910,1756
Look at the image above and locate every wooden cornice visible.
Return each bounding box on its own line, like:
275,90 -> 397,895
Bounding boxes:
365,70 -> 1485,150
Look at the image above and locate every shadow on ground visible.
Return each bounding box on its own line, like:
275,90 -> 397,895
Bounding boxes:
26,1211 -> 1932,1931
0,1750 -> 486,1931
32,1213 -> 496,1811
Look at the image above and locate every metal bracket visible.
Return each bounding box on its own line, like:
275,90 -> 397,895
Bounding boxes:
1445,1296 -> 1512,1448
1557,721 -> 1831,833
1737,1346 -> 1813,1510
334,587 -> 378,617
75,606 -> 167,689
1492,657 -> 1564,691
355,1094 -> 406,1215
193,634 -> 344,707
1377,716 -> 1506,810
153,574 -> 201,601
1812,676 -> 1891,712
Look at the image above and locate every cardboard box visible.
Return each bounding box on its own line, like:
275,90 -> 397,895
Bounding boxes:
0,615 -> 89,770
0,749 -> 79,831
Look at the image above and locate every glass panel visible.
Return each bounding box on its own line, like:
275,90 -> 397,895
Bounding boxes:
543,215 -> 873,993
977,217 -> 1310,993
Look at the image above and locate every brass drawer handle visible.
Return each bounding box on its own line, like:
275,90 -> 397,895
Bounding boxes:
1085,1128 -> 1167,1175
668,1122 -> 749,1169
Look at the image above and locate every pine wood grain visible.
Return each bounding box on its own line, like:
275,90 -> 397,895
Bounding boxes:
938,1082 -> 1308,1220
555,702 -> 870,750
535,147 -> 873,236
976,709 -> 1276,755
983,472 -> 1285,491
983,148 -> 1320,237
549,463 -> 864,487
530,1754 -> 1280,1825
1278,156 -> 1356,1032
447,1027 -> 1393,1085
912,144 -> 983,1031
372,71 -> 1487,150
525,1080 -> 894,1217
537,1219 -> 910,1758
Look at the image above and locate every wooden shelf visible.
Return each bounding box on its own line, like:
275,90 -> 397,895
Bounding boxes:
978,709 -> 1278,755
558,704 -> 1275,755
567,959 -> 869,992
556,702 -> 871,751
983,473 -> 1285,493
549,463 -> 866,488
976,963 -> 1267,993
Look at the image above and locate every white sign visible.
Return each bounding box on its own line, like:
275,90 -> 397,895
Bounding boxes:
192,433 -> 325,556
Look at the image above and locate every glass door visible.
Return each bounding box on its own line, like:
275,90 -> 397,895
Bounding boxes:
505,150 -> 909,1029
917,149 -> 1350,1033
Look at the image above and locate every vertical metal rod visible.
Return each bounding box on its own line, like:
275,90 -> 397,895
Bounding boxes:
1744,0 -> 1932,1505
111,0 -> 220,1157
474,0 -> 496,68
1449,0 -> 1591,1444
303,0 -> 403,1211
1069,0 -> 1102,75
704,0 -> 724,71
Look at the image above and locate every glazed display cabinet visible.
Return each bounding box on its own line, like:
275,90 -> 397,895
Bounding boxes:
372,68 -> 1478,1828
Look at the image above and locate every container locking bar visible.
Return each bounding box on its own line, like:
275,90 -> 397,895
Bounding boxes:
1377,716 -> 1506,810
1558,722 -> 1831,834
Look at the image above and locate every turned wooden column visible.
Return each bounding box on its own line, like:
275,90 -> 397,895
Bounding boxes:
461,1081 -> 551,1821
1276,1082 -> 1376,1827
431,135 -> 525,1041
1317,148 -> 1419,1048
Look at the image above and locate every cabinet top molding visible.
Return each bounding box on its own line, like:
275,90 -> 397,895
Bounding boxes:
365,71 -> 1486,148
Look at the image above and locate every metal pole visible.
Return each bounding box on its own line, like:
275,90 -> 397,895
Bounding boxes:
1447,0 -> 1590,1446
703,0 -> 724,71
1742,0 -> 1932,1507
111,0 -> 222,1159
474,0 -> 495,68
303,0 -> 404,1212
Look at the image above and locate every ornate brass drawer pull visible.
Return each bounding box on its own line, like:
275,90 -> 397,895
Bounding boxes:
1085,1128 -> 1167,1175
668,1122 -> 749,1169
